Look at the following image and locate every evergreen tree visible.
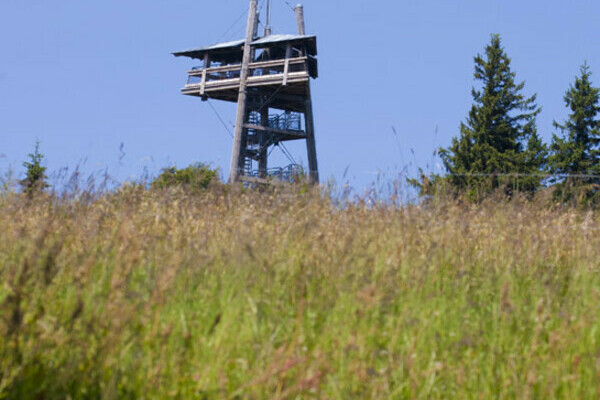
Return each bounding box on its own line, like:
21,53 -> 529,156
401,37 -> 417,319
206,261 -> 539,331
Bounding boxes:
549,63 -> 600,191
21,141 -> 48,196
439,34 -> 546,197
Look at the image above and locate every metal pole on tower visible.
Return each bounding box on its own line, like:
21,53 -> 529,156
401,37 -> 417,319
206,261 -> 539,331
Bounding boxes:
264,0 -> 272,36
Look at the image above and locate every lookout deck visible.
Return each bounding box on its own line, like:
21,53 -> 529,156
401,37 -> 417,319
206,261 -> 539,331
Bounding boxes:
174,34 -> 318,112
181,57 -> 312,111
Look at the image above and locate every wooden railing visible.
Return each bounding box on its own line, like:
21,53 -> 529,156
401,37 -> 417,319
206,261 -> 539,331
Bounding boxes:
184,57 -> 309,94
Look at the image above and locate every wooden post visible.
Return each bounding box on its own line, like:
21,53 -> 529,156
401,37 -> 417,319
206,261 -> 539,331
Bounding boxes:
239,109 -> 250,175
259,108 -> 269,177
282,43 -> 292,86
200,53 -> 210,97
229,0 -> 258,183
295,4 -> 319,183
304,85 -> 319,183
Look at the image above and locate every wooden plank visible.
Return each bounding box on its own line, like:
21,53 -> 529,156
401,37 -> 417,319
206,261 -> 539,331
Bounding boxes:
187,70 -> 308,92
205,78 -> 240,88
247,72 -> 308,86
188,64 -> 241,76
188,57 -> 307,76
251,56 -> 306,69
185,73 -> 308,91
184,79 -> 240,92
184,75 -> 308,98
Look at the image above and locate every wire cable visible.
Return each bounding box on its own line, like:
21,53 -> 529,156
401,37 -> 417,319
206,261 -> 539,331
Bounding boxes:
281,0 -> 295,12
256,85 -> 284,114
258,0 -> 267,14
278,142 -> 297,165
216,6 -> 249,43
206,98 -> 234,139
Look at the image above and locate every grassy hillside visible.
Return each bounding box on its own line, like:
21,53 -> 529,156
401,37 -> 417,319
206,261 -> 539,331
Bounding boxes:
1,186 -> 599,399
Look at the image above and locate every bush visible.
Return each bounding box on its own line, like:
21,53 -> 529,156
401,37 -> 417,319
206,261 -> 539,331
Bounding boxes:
151,163 -> 220,191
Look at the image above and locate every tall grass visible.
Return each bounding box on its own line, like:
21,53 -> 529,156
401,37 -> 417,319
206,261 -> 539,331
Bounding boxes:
1,184 -> 599,399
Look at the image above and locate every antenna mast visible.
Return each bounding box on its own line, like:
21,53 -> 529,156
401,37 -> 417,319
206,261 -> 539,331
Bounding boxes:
264,0 -> 272,36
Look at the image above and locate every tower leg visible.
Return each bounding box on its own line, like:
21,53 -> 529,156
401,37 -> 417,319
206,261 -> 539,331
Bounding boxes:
229,0 -> 258,183
238,109 -> 250,176
304,84 -> 319,184
295,4 -> 318,184
259,108 -> 269,178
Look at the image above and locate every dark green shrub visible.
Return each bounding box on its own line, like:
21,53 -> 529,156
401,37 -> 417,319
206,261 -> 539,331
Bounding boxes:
151,163 -> 220,191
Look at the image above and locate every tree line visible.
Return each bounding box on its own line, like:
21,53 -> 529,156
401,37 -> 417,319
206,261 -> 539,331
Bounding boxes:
416,34 -> 600,204
15,34 -> 600,204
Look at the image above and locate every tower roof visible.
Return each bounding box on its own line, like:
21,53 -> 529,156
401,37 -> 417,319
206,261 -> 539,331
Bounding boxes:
173,34 -> 317,60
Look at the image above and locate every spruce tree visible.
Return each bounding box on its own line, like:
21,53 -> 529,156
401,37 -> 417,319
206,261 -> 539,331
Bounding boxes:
549,63 -> 600,192
440,34 -> 545,197
21,141 -> 48,196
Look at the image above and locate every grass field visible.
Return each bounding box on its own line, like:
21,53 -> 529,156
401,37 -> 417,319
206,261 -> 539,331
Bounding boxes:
1,185 -> 600,399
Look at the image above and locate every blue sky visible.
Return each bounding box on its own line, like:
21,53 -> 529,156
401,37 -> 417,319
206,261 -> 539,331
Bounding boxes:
1,0 -> 599,189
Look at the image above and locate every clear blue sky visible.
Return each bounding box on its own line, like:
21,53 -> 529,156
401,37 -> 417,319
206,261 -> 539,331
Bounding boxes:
1,0 -> 599,189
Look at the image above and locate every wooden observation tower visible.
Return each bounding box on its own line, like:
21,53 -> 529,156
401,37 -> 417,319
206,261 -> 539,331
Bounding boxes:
173,0 -> 319,184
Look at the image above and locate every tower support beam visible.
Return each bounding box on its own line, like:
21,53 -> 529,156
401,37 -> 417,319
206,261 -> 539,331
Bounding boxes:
304,85 -> 319,183
295,4 -> 319,183
259,108 -> 269,177
229,0 -> 259,183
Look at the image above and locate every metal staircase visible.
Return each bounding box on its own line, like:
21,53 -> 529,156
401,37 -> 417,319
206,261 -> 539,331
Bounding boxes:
239,110 -> 305,182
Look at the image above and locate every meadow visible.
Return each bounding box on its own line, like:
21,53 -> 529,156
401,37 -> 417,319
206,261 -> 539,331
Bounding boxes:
1,184 -> 600,399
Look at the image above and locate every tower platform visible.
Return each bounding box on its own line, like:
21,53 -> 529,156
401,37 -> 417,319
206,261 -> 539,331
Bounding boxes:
174,35 -> 318,112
